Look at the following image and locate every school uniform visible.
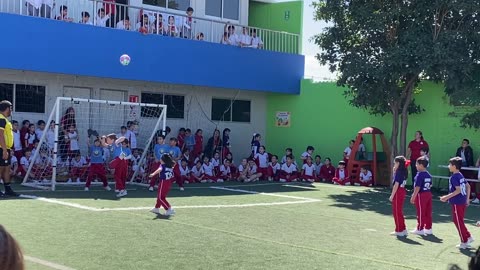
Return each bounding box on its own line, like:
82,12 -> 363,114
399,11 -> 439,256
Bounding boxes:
211,158 -> 221,176
150,143 -> 170,188
219,164 -> 232,181
86,145 -> 108,188
319,165 -> 335,182
392,170 -> 407,233
71,156 -> 88,179
408,139 -> 429,181
301,151 -> 311,164
254,152 -> 269,178
110,144 -> 131,191
333,168 -> 350,185
301,163 -> 316,182
155,164 -> 174,210
179,165 -> 191,183
279,163 -> 297,182
413,171 -> 433,231
13,130 -> 23,161
193,134 -> 203,158
267,162 -> 281,181
314,162 -> 323,180
356,170 -> 373,186
191,166 -> 204,183
202,162 -> 217,182
448,172 -> 472,244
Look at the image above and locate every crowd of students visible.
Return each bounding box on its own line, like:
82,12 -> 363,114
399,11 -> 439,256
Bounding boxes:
24,1 -> 264,48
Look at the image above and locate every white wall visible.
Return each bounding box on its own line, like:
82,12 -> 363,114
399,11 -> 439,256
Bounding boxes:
0,69 -> 266,163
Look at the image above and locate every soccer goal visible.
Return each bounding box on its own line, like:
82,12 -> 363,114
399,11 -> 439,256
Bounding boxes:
21,97 -> 167,191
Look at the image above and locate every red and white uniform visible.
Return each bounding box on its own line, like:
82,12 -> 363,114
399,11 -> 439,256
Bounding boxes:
344,147 -> 352,164
302,163 -> 316,182
356,170 -> 373,186
333,168 -> 350,185
191,166 -> 204,182
267,162 -> 281,180
71,157 -> 87,178
211,158 -> 221,175
320,165 -> 335,182
179,165 -> 191,183
219,164 -> 232,180
202,162 -> 218,182
254,152 -> 269,177
279,163 -> 297,182
238,164 -> 247,176
248,164 -> 258,177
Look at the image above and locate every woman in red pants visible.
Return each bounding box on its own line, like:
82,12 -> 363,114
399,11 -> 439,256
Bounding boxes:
149,154 -> 176,216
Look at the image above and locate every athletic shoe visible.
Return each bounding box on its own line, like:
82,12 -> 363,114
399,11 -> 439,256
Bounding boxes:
148,187 -> 154,192
200,180 -> 207,183
345,182 -> 351,186
165,208 -> 176,216
333,182 -> 339,185
244,178 -> 251,183
279,179 -> 286,183
4,187 -> 19,197
456,243 -> 470,249
368,184 -> 373,187
76,178 -> 81,183
184,181 -> 190,184
180,187 -> 185,191
217,179 -> 224,183
67,178 -> 72,183
268,177 -> 273,181
150,208 -> 161,214
104,186 -> 112,191
467,237 -> 475,245
354,183 -> 360,186
472,198 -> 480,204
115,189 -> 120,193
116,190 -> 127,198
424,229 -> 433,235
410,229 -> 424,235
84,187 -> 89,191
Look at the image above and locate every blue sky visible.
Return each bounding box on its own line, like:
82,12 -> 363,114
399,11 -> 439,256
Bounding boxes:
302,0 -> 335,80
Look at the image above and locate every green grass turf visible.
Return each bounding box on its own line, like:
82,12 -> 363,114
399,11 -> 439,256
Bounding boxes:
1,182 -> 478,270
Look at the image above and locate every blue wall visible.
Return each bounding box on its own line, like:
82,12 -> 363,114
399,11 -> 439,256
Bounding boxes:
0,13 -> 304,94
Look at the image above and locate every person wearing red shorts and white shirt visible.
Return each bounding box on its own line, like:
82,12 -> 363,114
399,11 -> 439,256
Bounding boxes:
202,156 -> 219,183
267,155 -> 281,181
178,159 -> 191,184
191,161 -> 205,183
219,160 -> 233,181
237,159 -> 249,182
300,146 -> 315,164
355,167 -> 373,187
254,146 -> 269,180
210,152 -> 221,177
333,160 -> 350,185
279,155 -> 298,183
343,140 -> 354,166
301,156 -> 316,183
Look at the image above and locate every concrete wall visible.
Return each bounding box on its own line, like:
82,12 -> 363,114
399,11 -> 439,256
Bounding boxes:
1,69 -> 266,163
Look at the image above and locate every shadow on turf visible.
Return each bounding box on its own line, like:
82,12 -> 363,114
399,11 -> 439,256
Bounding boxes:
420,234 -> 444,244
396,236 -> 422,245
327,189 -> 478,225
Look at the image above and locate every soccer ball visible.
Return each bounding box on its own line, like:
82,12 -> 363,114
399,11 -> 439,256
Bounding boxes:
120,54 -> 130,66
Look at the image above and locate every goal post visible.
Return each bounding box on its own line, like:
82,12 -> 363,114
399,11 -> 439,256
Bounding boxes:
22,97 -> 167,191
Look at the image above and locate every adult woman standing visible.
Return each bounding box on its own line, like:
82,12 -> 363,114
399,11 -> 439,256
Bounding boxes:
204,129 -> 222,159
407,131 -> 429,182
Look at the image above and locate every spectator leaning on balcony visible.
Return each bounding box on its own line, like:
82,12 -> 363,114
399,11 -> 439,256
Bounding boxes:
167,15 -> 179,37
239,27 -> 252,47
96,8 -> 111,27
79,11 -> 93,25
137,14 -> 153,34
250,29 -> 264,49
26,0 -> 41,17
220,31 -> 230,45
181,7 -> 194,39
227,25 -> 239,46
116,16 -> 131,30
103,0 -> 116,28
154,14 -> 166,35
56,5 -> 73,22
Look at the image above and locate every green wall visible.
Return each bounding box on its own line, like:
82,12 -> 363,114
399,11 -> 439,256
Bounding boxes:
248,0 -> 303,53
266,80 -> 480,176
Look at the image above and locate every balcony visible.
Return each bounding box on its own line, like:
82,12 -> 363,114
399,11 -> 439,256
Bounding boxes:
0,0 -> 304,94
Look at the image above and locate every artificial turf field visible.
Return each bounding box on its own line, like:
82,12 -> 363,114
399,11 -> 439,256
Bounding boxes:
1,182 -> 478,270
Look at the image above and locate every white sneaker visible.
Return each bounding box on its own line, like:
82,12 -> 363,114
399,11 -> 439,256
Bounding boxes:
368,184 -> 373,187
67,178 -> 72,183
456,243 -> 470,249
116,190 -> 127,198
184,181 -> 190,184
84,187 -> 89,191
76,178 -> 81,183
200,180 -> 207,183
345,182 -> 351,186
115,189 -> 120,193
354,183 -> 360,186
165,208 -> 176,216
268,177 -> 273,181
148,187 -> 154,192
390,230 -> 408,237
217,179 -> 224,183
410,229 -> 425,235
424,229 -> 433,235
279,179 -> 286,183
472,198 -> 480,204
400,230 -> 408,236
180,187 -> 185,191
467,237 -> 475,245
333,182 -> 339,185
104,186 -> 112,191
150,208 -> 161,214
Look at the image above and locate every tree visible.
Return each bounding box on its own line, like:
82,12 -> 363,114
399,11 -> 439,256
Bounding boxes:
312,0 -> 480,157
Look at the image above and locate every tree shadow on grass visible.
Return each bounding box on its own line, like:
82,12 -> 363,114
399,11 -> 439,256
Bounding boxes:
327,188 -> 478,225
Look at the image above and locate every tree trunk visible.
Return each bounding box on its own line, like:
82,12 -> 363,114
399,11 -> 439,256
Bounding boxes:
399,76 -> 418,155
390,109 -> 399,158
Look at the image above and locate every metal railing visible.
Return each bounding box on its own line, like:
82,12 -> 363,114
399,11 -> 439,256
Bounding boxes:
0,0 -> 300,54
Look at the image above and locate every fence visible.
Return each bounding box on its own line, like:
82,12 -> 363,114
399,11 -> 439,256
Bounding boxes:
0,0 -> 300,54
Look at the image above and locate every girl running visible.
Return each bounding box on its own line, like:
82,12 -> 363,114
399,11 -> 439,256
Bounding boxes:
149,154 -> 176,216
389,156 -> 408,237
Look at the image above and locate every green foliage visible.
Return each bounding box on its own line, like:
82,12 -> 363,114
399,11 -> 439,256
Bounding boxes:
312,0 -> 480,117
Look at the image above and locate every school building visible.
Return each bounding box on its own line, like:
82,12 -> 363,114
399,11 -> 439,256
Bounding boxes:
0,0 -> 304,161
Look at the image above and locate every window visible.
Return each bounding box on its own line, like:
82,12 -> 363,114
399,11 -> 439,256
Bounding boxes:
0,84 -> 14,104
15,84 -> 46,113
141,92 -> 184,119
211,98 -> 250,123
211,98 -> 231,121
143,0 -> 190,11
0,83 -> 45,113
205,0 -> 239,20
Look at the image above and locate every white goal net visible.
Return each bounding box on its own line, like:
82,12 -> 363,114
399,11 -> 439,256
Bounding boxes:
21,97 -> 167,190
